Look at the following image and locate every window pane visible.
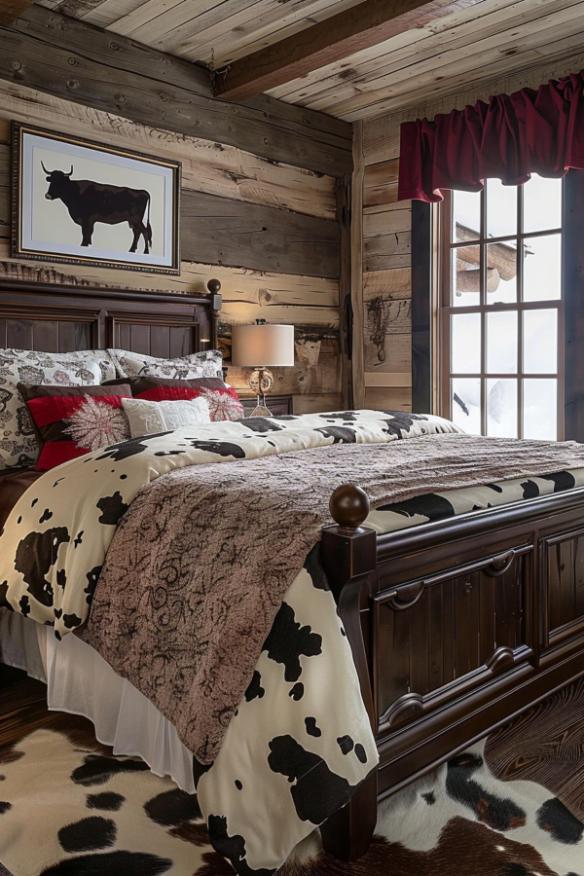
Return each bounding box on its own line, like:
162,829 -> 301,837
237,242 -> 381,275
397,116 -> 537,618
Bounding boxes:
523,309 -> 558,374
486,179 -> 517,238
487,379 -> 517,437
453,190 -> 481,242
451,313 -> 481,373
486,311 -> 517,373
451,378 -> 481,434
523,174 -> 562,233
486,241 -> 517,303
452,246 -> 480,307
523,379 -> 557,440
523,233 -> 561,301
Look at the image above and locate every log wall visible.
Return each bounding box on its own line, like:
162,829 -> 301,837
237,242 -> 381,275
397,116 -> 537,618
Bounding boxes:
0,6 -> 353,412
352,118 -> 411,412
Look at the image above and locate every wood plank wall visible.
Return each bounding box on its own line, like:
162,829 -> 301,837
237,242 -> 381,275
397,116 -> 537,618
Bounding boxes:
352,50 -> 584,414
352,117 -> 411,412
0,6 -> 354,413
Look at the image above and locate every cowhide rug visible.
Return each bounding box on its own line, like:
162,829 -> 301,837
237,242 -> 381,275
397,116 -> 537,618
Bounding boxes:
1,683 -> 583,876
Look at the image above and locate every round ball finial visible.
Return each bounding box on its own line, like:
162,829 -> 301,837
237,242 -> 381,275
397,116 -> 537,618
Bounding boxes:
207,278 -> 222,295
330,484 -> 370,530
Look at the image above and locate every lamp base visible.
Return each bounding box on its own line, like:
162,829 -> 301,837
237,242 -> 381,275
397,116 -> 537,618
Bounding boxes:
249,402 -> 273,418
248,368 -> 273,395
247,367 -> 274,418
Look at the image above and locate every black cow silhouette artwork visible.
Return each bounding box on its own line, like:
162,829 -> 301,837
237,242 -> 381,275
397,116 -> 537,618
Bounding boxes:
42,162 -> 153,254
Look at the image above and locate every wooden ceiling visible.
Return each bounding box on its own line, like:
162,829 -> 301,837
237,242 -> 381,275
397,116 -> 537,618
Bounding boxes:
36,0 -> 584,121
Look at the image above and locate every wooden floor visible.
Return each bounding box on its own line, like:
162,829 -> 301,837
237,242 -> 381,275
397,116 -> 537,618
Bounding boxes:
0,666 -> 93,752
486,678 -> 584,820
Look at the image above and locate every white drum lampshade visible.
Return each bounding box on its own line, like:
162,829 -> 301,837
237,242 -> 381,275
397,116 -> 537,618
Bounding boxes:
231,323 -> 295,368
231,322 -> 295,417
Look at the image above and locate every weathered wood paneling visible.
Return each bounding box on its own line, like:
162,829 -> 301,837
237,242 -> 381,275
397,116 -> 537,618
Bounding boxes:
364,386 -> 411,411
336,175 -> 353,407
351,120 -> 365,408
0,85 -> 336,219
0,22 -> 346,411
35,0 -> 584,127
109,0 -> 363,68
0,0 -> 32,25
1,5 -> 352,176
355,122 -> 413,412
0,239 -> 339,313
267,0 -> 584,121
180,190 -> 339,278
362,193 -> 412,401
363,159 -> 399,208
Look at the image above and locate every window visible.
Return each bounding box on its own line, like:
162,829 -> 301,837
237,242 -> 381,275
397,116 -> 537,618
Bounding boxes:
439,176 -> 563,440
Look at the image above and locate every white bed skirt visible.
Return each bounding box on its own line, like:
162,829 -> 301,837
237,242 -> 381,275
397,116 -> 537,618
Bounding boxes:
0,611 -> 196,793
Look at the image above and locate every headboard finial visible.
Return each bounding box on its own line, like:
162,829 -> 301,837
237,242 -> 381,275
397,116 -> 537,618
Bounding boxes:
207,278 -> 222,295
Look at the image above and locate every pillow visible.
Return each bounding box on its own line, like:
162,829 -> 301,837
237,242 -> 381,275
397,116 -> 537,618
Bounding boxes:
108,348 -> 223,380
20,384 -> 132,471
122,396 -> 211,437
103,376 -> 225,396
120,376 -> 245,422
0,349 -> 116,471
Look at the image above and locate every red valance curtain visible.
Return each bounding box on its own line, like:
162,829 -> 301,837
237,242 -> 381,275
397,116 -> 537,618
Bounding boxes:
398,71 -> 584,203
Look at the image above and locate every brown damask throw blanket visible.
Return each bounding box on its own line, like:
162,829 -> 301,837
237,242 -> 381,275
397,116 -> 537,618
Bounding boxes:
79,431 -> 584,763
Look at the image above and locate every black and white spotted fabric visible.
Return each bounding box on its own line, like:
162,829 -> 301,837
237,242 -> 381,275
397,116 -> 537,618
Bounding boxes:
368,467 -> 584,532
3,409 -> 584,874
199,561 -> 378,873
0,410 -> 458,636
0,409 -> 456,874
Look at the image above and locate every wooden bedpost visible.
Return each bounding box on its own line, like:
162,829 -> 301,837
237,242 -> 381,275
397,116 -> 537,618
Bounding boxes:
320,483 -> 378,861
207,278 -> 222,351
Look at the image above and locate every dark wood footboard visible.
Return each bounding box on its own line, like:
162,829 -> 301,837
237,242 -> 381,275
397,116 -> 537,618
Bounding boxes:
320,483 -> 584,860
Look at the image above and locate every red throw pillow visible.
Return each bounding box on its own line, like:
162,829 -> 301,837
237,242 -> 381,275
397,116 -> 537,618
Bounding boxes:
120,377 -> 245,421
20,384 -> 132,471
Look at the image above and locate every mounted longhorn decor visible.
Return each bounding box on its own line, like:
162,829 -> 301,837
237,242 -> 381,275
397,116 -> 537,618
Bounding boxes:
11,123 -> 181,274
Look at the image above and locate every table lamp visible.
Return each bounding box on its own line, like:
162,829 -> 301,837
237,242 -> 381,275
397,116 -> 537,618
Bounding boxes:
231,320 -> 295,417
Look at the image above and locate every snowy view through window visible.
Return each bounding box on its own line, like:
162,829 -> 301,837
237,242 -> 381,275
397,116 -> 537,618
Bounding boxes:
447,175 -> 562,440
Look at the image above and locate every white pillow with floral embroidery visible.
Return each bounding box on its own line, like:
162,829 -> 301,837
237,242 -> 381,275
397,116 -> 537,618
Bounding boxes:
122,396 -> 211,437
0,349 -> 116,471
108,349 -> 223,380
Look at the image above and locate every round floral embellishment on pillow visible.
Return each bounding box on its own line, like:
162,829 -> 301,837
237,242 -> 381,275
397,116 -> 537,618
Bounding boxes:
65,395 -> 129,450
203,389 -> 244,421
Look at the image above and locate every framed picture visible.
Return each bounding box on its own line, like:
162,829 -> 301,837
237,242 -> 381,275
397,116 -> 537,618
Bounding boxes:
11,123 -> 181,274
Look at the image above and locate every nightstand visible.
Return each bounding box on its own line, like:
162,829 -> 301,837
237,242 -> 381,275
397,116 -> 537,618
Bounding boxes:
240,394 -> 293,417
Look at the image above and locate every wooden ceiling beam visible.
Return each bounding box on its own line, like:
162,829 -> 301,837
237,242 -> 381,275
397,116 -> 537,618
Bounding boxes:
0,0 -> 33,27
214,0 -> 485,101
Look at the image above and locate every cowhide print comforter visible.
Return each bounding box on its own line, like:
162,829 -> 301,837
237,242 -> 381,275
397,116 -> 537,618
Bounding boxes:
4,410 -> 584,874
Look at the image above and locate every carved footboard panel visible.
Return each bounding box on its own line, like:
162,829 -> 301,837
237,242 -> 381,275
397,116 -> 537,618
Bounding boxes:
321,485 -> 584,859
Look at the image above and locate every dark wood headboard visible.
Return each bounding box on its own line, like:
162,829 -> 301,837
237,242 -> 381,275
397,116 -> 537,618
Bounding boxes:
0,279 -> 222,358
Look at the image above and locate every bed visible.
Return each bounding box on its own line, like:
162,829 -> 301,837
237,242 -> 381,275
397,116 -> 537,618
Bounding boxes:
2,279 -> 584,872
